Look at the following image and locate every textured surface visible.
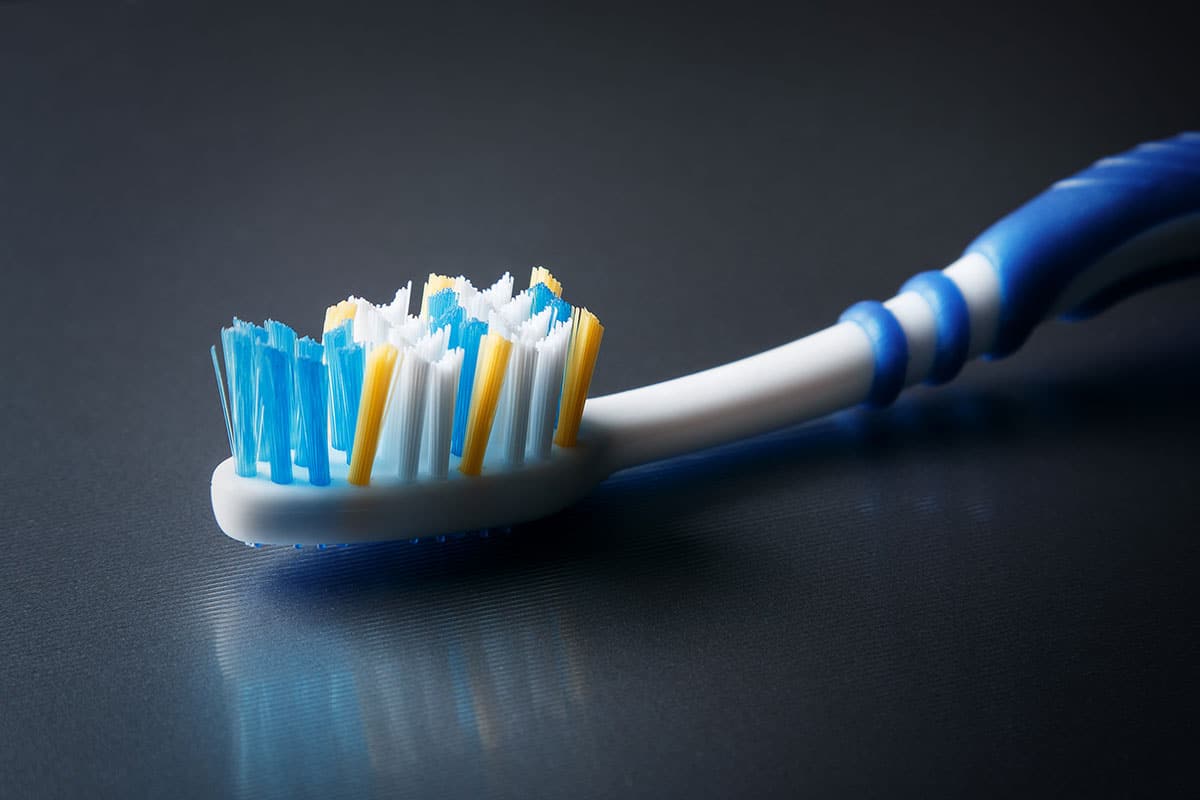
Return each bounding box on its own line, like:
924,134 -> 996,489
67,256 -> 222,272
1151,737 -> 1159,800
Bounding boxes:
2,2 -> 1199,797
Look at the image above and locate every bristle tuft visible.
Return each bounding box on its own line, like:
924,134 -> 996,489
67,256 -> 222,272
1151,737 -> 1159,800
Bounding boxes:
214,268 -> 601,490
450,319 -> 490,457
424,348 -> 464,479
554,308 -> 604,447
459,333 -> 512,476
529,266 -> 563,297
527,320 -> 572,459
347,344 -> 399,486
420,273 -> 456,318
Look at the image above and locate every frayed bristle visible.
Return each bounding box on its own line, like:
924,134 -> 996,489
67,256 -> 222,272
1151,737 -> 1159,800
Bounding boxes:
214,269 -> 601,488
420,273 -> 456,318
529,266 -> 562,297
323,299 -> 357,334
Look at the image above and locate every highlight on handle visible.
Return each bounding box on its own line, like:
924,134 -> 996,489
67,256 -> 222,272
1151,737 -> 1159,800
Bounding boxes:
210,268 -> 602,487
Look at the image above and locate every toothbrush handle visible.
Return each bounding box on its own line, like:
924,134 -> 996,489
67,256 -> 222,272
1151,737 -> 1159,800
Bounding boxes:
966,132 -> 1200,357
840,132 -> 1200,407
585,134 -> 1200,471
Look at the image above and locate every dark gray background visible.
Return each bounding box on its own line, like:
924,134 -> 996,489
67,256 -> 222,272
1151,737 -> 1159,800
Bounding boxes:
2,1 -> 1198,797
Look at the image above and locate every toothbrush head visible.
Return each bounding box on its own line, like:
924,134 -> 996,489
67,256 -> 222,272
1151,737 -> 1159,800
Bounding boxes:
209,434 -> 610,546
209,269 -> 605,546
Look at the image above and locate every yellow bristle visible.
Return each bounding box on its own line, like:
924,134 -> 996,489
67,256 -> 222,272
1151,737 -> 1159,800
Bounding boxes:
529,266 -> 562,297
347,344 -> 400,486
458,333 -> 513,476
554,308 -> 603,447
323,299 -> 358,333
420,273 -> 457,318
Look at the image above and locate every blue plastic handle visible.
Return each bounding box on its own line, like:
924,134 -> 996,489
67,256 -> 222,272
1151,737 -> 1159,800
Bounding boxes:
964,132 -> 1200,358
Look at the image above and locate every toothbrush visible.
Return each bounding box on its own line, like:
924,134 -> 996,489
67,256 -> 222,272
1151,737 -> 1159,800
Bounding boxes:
211,133 -> 1200,547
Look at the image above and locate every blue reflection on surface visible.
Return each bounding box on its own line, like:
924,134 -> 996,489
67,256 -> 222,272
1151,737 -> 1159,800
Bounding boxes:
205,543 -> 594,799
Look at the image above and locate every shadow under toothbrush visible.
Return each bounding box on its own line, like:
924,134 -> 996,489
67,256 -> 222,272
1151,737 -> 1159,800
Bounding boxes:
252,329 -> 1200,597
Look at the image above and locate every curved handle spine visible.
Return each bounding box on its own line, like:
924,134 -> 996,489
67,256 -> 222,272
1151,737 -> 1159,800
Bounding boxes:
586,134 -> 1200,471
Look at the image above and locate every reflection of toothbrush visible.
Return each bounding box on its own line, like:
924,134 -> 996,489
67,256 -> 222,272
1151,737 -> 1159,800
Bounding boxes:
211,133 -> 1200,546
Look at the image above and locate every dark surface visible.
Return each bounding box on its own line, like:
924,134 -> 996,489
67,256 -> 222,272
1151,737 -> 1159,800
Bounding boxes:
2,2 -> 1199,797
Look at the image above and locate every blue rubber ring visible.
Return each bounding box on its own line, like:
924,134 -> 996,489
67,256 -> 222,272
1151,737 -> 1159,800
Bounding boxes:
838,300 -> 908,408
899,271 -> 971,385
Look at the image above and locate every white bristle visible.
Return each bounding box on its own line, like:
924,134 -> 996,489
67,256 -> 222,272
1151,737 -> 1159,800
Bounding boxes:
379,282 -> 413,325
486,309 -> 513,341
417,325 -> 450,363
374,348 -> 409,474
391,349 -> 431,482
387,314 -> 427,348
462,292 -> 490,322
497,292 -> 534,332
520,307 -> 554,340
526,320 -> 572,460
423,348 -> 464,480
479,272 -> 514,313
452,275 -> 477,300
348,296 -> 390,346
499,331 -> 538,465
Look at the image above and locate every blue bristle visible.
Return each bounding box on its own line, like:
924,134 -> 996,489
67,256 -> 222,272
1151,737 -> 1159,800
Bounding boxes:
265,319 -> 298,452
295,340 -> 331,486
211,346 -> 235,457
450,318 -> 489,457
528,282 -> 554,315
427,288 -> 459,322
220,320 -> 259,477
256,341 -> 293,485
548,297 -> 572,329
324,321 -> 363,460
432,304 -> 465,348
293,338 -> 319,468
294,543 -> 302,550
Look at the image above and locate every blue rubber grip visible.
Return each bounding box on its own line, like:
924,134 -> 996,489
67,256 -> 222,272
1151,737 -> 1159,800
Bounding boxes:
898,271 -> 970,385
964,132 -> 1200,358
838,300 -> 908,407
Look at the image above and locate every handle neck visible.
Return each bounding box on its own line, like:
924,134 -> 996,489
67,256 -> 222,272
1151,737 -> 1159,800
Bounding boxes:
581,323 -> 874,472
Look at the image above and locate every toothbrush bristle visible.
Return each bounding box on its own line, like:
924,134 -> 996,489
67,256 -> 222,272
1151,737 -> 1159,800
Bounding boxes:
324,321 -> 364,458
295,338 -> 330,485
526,318 -> 572,459
213,269 -> 602,493
256,342 -> 294,484
529,266 -> 562,297
220,320 -> 260,477
554,308 -> 604,447
346,344 -> 399,486
420,273 -> 456,318
323,299 -> 357,334
458,333 -> 512,476
424,347 -> 463,479
450,318 -> 489,457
